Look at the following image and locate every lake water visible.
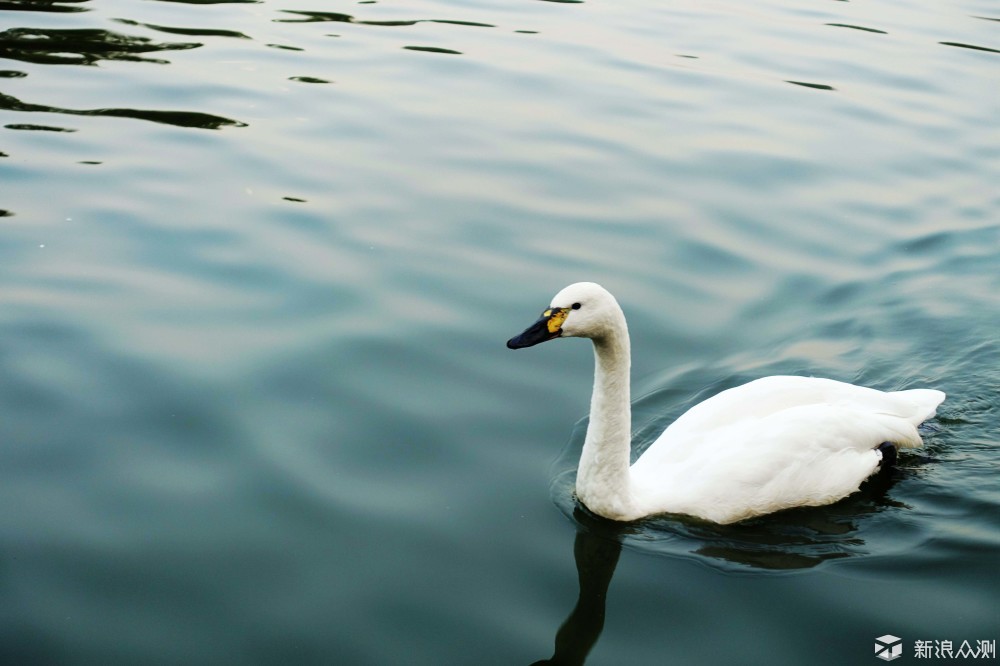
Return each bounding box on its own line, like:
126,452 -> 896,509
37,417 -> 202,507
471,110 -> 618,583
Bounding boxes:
1,0 -> 998,664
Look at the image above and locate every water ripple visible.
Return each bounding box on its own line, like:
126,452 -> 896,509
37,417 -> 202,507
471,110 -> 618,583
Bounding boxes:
0,26 -> 200,66
274,10 -> 495,30
402,45 -> 462,56
826,23 -> 888,35
939,41 -> 1000,54
0,0 -> 89,12
150,0 -> 258,4
786,80 -> 835,90
288,75 -> 330,84
113,18 -> 251,40
5,121 -> 75,131
0,91 -> 246,129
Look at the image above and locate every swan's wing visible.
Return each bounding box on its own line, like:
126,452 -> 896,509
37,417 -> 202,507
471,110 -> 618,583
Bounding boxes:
631,401 -> 928,524
648,376 -> 942,455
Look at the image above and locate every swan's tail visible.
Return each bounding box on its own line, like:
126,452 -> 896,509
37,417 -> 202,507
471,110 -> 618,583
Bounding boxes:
865,389 -> 944,452
890,388 -> 946,425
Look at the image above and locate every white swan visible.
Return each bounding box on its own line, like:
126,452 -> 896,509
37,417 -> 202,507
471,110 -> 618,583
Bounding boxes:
507,282 -> 945,524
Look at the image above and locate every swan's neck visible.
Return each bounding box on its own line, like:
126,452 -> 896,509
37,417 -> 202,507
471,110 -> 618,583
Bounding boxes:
576,326 -> 636,520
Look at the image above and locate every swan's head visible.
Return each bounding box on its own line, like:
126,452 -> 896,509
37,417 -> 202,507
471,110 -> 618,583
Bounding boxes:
507,282 -> 624,349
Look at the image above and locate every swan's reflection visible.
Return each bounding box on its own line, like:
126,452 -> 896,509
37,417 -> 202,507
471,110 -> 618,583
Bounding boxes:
532,509 -> 627,666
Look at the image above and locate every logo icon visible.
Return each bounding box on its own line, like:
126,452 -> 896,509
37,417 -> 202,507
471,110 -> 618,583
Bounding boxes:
876,635 -> 903,661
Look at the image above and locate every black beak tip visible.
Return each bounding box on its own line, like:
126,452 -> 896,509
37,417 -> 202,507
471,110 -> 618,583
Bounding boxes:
506,335 -> 529,350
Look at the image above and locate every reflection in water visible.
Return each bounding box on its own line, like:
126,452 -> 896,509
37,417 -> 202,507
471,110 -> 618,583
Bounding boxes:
533,511 -> 627,666
0,92 -> 247,130
0,27 -> 199,66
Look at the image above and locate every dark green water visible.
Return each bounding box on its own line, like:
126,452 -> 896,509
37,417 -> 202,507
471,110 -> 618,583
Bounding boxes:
1,1 -> 997,664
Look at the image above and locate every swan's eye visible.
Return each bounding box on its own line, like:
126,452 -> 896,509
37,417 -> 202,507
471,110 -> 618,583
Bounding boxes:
572,302 -> 581,310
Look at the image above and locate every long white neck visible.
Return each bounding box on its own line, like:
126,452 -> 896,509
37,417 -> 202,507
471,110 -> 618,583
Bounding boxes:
575,321 -> 636,520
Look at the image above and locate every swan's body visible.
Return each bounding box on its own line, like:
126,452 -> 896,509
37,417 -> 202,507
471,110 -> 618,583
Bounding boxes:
507,282 -> 945,524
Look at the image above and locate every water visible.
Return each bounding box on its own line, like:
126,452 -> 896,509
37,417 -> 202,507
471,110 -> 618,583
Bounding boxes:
1,0 -> 997,663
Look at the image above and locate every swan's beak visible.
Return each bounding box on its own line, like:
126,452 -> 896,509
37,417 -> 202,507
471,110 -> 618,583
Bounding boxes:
507,307 -> 569,349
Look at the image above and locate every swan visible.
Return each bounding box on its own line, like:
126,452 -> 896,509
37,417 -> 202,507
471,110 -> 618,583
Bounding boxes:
507,282 -> 945,524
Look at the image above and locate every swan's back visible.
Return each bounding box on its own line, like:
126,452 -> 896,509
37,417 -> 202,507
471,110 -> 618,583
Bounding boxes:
657,376 -> 942,441
630,376 -> 945,523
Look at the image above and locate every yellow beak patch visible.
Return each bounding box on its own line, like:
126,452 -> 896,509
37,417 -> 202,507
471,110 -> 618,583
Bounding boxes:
544,307 -> 569,334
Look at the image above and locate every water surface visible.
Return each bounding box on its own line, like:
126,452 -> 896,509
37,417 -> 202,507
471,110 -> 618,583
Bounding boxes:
1,0 -> 998,663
